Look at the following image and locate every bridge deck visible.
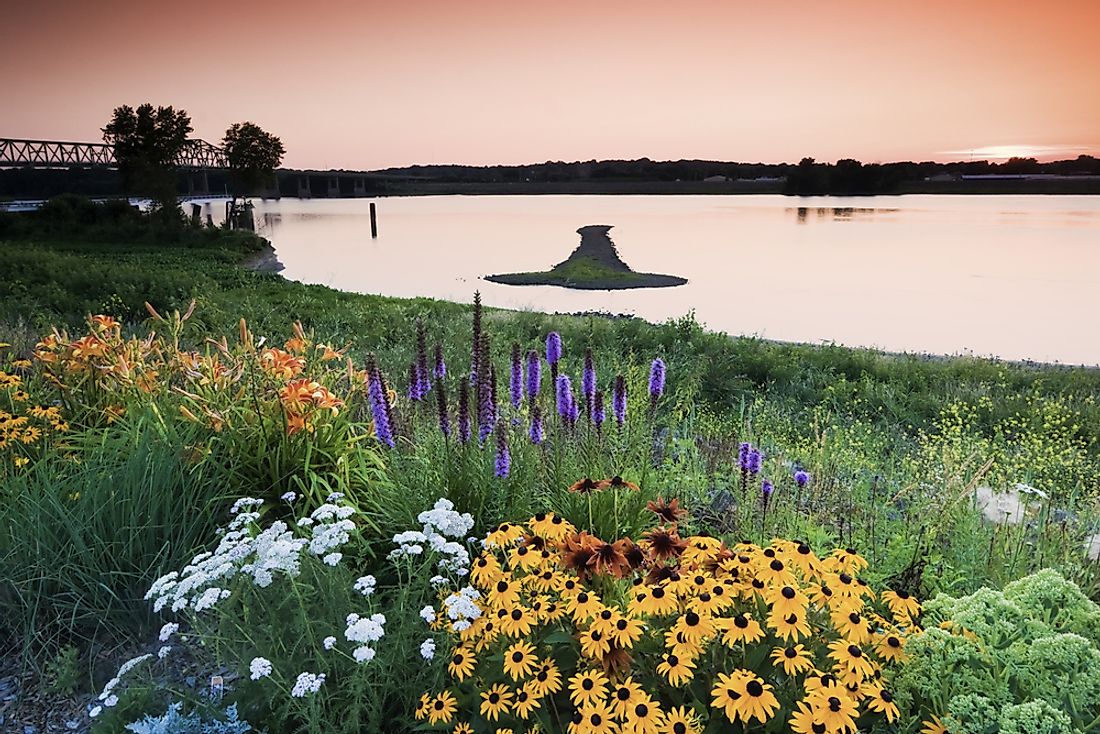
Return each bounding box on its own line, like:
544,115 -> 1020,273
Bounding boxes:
0,137 -> 228,169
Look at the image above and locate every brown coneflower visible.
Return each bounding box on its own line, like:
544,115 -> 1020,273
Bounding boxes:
600,643 -> 633,677
646,497 -> 687,525
642,527 -> 689,561
588,539 -> 632,578
646,563 -> 681,585
569,477 -> 601,494
562,532 -> 600,580
598,475 -> 640,492
618,539 -> 647,570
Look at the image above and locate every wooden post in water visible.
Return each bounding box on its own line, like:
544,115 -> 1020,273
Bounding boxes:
369,202 -> 378,238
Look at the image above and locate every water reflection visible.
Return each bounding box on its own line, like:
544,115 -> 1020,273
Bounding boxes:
215,194 -> 1100,365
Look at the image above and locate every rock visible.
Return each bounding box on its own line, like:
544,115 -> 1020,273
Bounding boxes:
973,485 -> 1036,525
1085,533 -> 1100,561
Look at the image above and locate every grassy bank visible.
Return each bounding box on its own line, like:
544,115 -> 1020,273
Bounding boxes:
3,200 -> 1100,732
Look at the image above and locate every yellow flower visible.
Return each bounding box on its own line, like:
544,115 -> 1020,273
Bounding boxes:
608,676 -> 646,720
862,684 -> 900,722
767,607 -> 811,641
771,644 -> 815,675
663,706 -> 701,734
875,631 -> 908,662
569,669 -> 608,708
452,723 -> 474,734
529,658 -> 563,697
428,690 -> 457,725
828,639 -> 877,680
500,605 -> 537,638
13,456 -> 29,468
578,627 -> 611,659
447,647 -> 476,681
656,651 -> 696,686
414,693 -> 431,721
511,685 -> 540,719
921,715 -> 949,734
485,522 -> 526,548
711,670 -> 779,724
882,589 -> 922,620
503,640 -> 539,681
718,613 -> 765,647
575,701 -> 616,734
480,683 -> 513,721
623,696 -> 664,734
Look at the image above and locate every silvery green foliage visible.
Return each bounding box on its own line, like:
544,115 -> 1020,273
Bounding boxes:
124,702 -> 253,734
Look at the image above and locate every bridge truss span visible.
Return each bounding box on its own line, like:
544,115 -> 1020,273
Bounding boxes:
0,137 -> 228,169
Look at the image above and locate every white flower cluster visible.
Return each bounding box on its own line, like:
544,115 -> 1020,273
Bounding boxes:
354,575 -> 376,596
89,653 -> 153,717
389,498 -> 474,578
158,622 -> 179,642
290,671 -> 326,697
441,586 -> 483,632
420,638 -> 436,660
145,497 -> 358,614
344,612 -> 386,664
249,656 -> 273,680
419,605 -> 436,624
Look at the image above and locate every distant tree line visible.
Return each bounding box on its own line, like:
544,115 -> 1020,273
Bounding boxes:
374,155 -> 1100,195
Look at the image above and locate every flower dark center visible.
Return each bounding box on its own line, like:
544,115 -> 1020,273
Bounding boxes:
848,612 -> 861,624
881,690 -> 894,702
734,615 -> 748,628
667,654 -> 679,665
452,654 -> 463,665
496,581 -> 509,593
617,619 -> 628,630
673,724 -> 687,734
617,688 -> 630,701
512,651 -> 524,662
582,679 -> 594,690
685,612 -> 700,626
489,693 -> 500,704
590,714 -> 602,725
635,703 -> 649,717
600,610 -> 613,620
839,572 -> 853,584
652,588 -> 665,599
434,700 -> 444,710
746,680 -> 763,696
770,559 -> 784,571
578,593 -> 589,603
887,636 -> 900,647
785,613 -> 798,623
781,586 -> 796,599
511,609 -> 522,620
897,590 -> 910,599
828,697 -> 841,712
785,647 -> 797,658
848,645 -> 862,657
813,724 -> 826,734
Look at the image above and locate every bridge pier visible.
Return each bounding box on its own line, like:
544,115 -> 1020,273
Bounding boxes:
186,171 -> 210,196
327,177 -> 340,197
354,177 -> 366,196
297,175 -> 311,198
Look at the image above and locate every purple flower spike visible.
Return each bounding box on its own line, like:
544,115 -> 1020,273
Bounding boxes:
529,404 -> 544,445
495,428 -> 510,478
748,448 -> 762,476
545,332 -> 562,365
648,358 -> 666,400
794,469 -> 810,488
556,374 -> 573,420
367,361 -> 395,448
738,442 -> 751,471
479,366 -> 497,444
407,361 -> 420,401
510,343 -> 523,410
762,479 -> 774,501
416,318 -> 430,398
434,343 -> 446,380
457,377 -> 471,445
583,348 -> 596,397
593,390 -> 605,432
525,349 -> 541,401
612,374 -> 627,427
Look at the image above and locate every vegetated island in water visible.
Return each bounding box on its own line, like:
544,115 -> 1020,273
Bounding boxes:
485,225 -> 687,290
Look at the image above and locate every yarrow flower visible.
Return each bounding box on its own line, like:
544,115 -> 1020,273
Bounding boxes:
421,605 -> 437,623
354,575 -> 377,596
290,671 -> 325,697
158,622 -> 179,642
280,491 -> 297,503
323,636 -> 337,650
249,657 -> 273,680
420,638 -> 436,660
323,552 -> 343,566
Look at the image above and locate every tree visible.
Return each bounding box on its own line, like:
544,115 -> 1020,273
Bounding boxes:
102,104 -> 192,205
222,122 -> 285,197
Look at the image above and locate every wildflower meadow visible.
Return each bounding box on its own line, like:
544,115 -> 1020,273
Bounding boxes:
3,217 -> 1100,733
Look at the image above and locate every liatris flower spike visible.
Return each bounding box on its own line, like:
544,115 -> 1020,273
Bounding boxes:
434,343 -> 446,379
457,377 -> 471,445
648,357 -> 666,410
525,349 -> 540,401
436,378 -> 450,438
529,404 -> 544,445
495,427 -> 510,478
613,374 -> 627,427
583,347 -> 596,408
556,374 -> 573,420
367,359 -> 395,448
794,469 -> 810,488
510,343 -> 523,409
762,479 -> 774,505
545,332 -> 562,365
748,448 -> 762,476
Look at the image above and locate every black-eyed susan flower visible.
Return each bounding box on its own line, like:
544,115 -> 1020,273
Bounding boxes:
414,692 -> 431,720
770,644 -> 815,675
656,651 -> 696,685
875,632 -> 908,663
832,609 -> 873,644
635,584 -> 680,617
862,684 -> 900,722
486,522 -> 526,548
718,613 -> 765,647
589,539 -> 634,578
921,715 -> 949,734
576,701 -> 616,734
624,697 -> 664,734
480,683 -> 513,721
427,690 -> 457,725
529,659 -> 563,697
503,640 -> 539,680
828,640 -> 877,680
528,511 -> 574,541
768,584 -> 810,618
567,590 -> 604,622
500,605 -> 537,638
578,627 -> 612,659
568,477 -> 601,494
641,527 -> 688,561
663,706 -> 701,734
806,691 -> 859,733
710,670 -> 751,722
646,497 -> 687,525
664,628 -> 704,661
471,553 -> 503,587
882,589 -> 921,620
488,576 -> 522,609
788,700 -> 830,734
767,608 -> 811,641
568,669 -> 608,708
448,647 -> 476,681
452,722 -> 474,734
673,610 -> 716,644
609,615 -> 644,649
608,676 -> 647,719
511,686 -> 540,719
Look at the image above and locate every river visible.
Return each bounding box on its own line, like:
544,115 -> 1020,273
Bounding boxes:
200,194 -> 1100,365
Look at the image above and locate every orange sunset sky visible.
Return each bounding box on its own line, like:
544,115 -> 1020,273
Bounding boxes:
3,0 -> 1099,170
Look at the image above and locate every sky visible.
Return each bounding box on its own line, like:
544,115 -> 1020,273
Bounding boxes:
3,0 -> 1099,170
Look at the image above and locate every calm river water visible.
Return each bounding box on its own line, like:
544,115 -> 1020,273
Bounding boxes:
217,195 -> 1100,365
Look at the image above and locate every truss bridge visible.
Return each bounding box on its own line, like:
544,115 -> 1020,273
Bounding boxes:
0,138 -> 228,169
